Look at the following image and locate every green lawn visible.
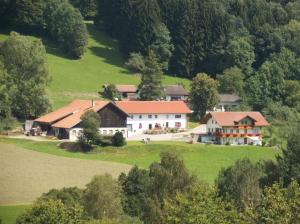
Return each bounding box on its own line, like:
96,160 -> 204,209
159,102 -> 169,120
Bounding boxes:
0,138 -> 279,185
0,205 -> 29,224
0,23 -> 190,109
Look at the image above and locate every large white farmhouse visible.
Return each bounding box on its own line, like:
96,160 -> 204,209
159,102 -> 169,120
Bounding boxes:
34,100 -> 191,140
116,101 -> 191,135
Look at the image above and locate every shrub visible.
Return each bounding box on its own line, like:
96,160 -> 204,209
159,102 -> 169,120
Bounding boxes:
16,199 -> 83,224
60,141 -> 92,152
125,52 -> 146,73
0,116 -> 17,133
39,187 -> 83,208
112,132 -> 126,147
225,142 -> 231,146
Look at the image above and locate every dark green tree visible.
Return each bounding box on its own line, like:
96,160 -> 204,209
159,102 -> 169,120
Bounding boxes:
277,130 -> 300,186
216,158 -> 263,210
101,84 -> 121,100
217,67 -> 245,96
190,73 -> 219,119
0,32 -> 50,119
112,132 -> 126,147
83,174 -> 122,220
150,23 -> 174,71
69,0 -> 98,18
139,51 -> 164,100
169,0 -> 199,78
79,110 -> 101,147
46,1 -> 88,58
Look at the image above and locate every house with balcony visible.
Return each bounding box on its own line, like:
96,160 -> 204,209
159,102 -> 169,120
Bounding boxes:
215,94 -> 242,112
201,112 -> 269,145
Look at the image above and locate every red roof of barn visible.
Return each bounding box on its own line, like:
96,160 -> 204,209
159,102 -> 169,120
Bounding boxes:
116,101 -> 192,114
206,112 -> 269,127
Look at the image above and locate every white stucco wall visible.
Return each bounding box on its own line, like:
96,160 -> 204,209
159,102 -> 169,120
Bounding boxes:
126,113 -> 188,135
69,127 -> 127,141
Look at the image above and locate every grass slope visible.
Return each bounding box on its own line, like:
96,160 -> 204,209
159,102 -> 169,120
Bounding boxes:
1,138 -> 279,185
0,205 -> 29,224
0,23 -> 190,109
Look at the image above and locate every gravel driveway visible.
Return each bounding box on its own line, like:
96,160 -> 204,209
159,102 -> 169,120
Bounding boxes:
0,143 -> 131,205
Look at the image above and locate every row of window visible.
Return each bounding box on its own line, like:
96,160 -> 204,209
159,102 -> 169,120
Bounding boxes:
138,122 -> 182,129
72,129 -> 125,136
130,114 -> 182,119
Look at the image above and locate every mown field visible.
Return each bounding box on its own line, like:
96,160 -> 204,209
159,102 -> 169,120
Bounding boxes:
0,205 -> 29,224
0,22 -> 190,109
0,138 -> 279,185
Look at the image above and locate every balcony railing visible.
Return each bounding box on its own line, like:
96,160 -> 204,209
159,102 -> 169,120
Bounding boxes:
215,132 -> 262,138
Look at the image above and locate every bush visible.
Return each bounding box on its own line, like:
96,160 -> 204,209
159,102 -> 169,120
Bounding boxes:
125,52 -> 146,73
16,199 -> 83,224
0,116 -> 17,133
225,142 -> 231,146
39,187 -> 83,207
60,141 -> 92,152
112,132 -> 126,147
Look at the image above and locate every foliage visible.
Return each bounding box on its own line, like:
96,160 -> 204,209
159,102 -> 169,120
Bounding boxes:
79,110 -> 101,148
253,180 -> 300,224
112,132 -> 126,147
82,215 -> 143,224
16,199 -> 83,224
69,0 -> 98,18
225,37 -> 255,76
119,166 -> 150,218
150,23 -> 174,71
164,183 -> 242,224
277,130 -> 300,186
283,80 -> 300,110
125,53 -> 146,74
216,158 -> 263,210
82,174 -> 122,220
39,187 -> 83,208
139,51 -> 164,100
101,84 -> 121,101
0,32 -> 50,119
3,0 -> 88,57
46,0 -> 88,58
190,73 -> 219,118
120,151 -> 197,223
217,67 -> 245,96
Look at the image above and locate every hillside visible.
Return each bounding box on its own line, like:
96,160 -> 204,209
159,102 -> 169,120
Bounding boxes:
0,22 -> 190,109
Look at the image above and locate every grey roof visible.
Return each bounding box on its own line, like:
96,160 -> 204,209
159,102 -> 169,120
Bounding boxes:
164,85 -> 189,96
219,94 -> 242,103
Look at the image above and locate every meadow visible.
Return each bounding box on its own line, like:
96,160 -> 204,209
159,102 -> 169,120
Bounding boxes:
0,23 -> 190,109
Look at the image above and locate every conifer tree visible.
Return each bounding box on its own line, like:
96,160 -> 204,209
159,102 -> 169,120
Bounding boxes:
139,51 -> 164,100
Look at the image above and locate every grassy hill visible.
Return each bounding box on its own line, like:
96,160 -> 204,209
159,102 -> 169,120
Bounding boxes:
0,22 -> 190,109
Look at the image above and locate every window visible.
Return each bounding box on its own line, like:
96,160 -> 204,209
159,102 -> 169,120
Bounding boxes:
148,115 -> 152,119
175,114 -> 181,118
236,129 -> 239,134
139,115 -> 142,119
166,115 -> 169,119
230,129 -> 233,134
109,130 -> 113,135
72,130 -> 76,135
139,123 -> 142,129
155,115 -> 158,118
175,122 -> 181,128
130,115 -> 134,119
103,130 -> 107,135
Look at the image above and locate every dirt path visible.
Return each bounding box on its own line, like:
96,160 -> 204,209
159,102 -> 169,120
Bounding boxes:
0,143 -> 131,205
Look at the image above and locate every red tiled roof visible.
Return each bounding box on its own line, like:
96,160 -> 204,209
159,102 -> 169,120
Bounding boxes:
116,85 -> 137,93
35,100 -> 109,128
51,101 -> 109,129
34,100 -> 94,124
116,101 -> 192,114
207,112 -> 269,127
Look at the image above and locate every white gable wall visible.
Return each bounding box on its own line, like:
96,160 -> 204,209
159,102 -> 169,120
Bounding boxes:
127,113 -> 188,135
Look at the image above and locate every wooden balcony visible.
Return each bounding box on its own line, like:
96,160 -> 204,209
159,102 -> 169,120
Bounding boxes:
215,132 -> 262,138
